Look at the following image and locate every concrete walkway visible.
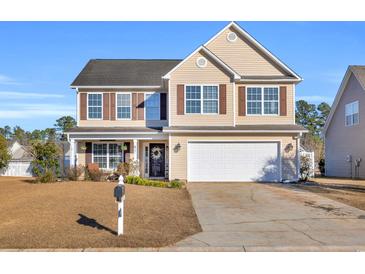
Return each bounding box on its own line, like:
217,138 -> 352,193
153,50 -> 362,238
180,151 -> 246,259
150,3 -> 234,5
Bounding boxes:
175,182 -> 365,251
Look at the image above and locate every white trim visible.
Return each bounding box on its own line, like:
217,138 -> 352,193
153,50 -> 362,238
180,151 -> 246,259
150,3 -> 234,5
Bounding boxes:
324,67 -> 353,134
71,85 -> 161,89
162,46 -> 240,80
168,79 -> 171,127
226,31 -> 238,42
91,142 -> 124,170
115,92 -> 132,120
168,134 -> 172,181
233,82 -> 236,126
238,78 -> 301,83
184,84 -> 220,115
76,89 -> 80,126
196,56 -> 207,68
245,85 -> 280,116
163,129 -> 308,133
87,92 -> 103,120
68,131 -> 163,135
186,140 -> 282,183
70,136 -> 168,141
293,84 -> 296,124
203,22 -> 302,81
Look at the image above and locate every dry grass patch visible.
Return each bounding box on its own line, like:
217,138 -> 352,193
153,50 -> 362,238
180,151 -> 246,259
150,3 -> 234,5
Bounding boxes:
0,177 -> 201,249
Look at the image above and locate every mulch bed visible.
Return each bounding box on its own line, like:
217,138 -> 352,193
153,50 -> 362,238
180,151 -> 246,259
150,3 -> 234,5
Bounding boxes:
0,177 -> 201,249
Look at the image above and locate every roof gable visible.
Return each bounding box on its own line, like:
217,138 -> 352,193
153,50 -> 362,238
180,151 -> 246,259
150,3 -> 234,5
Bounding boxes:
323,65 -> 365,134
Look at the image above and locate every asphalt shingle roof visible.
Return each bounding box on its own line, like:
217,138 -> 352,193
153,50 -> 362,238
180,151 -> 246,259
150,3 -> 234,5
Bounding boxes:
71,59 -> 182,87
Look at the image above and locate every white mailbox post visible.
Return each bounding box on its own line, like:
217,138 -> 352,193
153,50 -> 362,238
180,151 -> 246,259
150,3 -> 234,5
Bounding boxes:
114,175 -> 125,236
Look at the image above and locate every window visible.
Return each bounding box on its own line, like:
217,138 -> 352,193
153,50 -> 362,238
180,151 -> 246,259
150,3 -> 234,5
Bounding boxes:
116,93 -> 131,119
145,93 -> 160,120
88,93 -> 102,119
345,101 -> 359,126
263,87 -> 279,114
93,143 -> 124,169
185,85 -> 218,114
246,86 -> 279,115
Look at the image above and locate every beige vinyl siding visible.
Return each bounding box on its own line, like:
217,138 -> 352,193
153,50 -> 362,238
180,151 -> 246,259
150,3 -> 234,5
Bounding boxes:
325,74 -> 365,178
78,89 -> 167,127
169,51 -> 234,126
205,27 -> 286,76
169,134 -> 298,181
235,83 -> 295,125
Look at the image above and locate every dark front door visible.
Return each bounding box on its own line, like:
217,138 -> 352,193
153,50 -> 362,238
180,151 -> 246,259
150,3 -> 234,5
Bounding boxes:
149,143 -> 165,178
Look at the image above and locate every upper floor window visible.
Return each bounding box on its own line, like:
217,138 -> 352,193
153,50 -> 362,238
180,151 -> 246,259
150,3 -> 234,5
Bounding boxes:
345,101 -> 359,126
88,93 -> 102,119
185,85 -> 218,114
145,93 -> 160,120
116,93 -> 131,119
247,86 -> 279,115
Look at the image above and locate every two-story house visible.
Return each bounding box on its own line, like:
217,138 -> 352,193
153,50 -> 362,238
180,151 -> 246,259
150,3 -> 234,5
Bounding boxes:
66,22 -> 307,182
324,65 -> 365,178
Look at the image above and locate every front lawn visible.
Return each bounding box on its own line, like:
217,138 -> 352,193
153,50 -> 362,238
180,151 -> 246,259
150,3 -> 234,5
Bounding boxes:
0,177 -> 201,249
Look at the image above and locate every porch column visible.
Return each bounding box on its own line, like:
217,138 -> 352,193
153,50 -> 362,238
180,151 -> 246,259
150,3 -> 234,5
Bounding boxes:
70,139 -> 76,167
133,139 -> 140,176
295,133 -> 301,181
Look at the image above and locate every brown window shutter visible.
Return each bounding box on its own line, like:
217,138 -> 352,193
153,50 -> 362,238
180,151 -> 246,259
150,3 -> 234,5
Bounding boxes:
280,86 -> 287,116
80,93 -> 87,120
160,93 -> 167,120
103,93 -> 109,120
137,93 -> 145,120
110,93 -> 116,120
123,142 -> 131,163
238,86 -> 246,116
177,84 -> 184,115
85,142 -> 92,164
219,84 -> 226,114
132,93 -> 138,120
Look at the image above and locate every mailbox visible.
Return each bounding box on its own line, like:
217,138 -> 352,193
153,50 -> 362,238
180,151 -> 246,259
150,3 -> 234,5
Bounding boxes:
114,184 -> 125,202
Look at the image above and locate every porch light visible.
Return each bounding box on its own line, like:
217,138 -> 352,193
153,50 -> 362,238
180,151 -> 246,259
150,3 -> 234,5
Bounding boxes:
80,145 -> 87,151
174,143 -> 181,153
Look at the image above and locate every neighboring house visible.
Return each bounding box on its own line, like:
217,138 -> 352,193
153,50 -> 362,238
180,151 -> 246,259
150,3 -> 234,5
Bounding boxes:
0,141 -> 33,177
66,22 -> 307,182
324,65 -> 365,179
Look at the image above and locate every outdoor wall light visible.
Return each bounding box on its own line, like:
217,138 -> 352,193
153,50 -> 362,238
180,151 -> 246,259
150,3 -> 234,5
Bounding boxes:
284,143 -> 294,153
174,143 -> 181,153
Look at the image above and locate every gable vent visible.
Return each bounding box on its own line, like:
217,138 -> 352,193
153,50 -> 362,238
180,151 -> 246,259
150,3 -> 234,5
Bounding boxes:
196,57 -> 207,68
227,31 -> 237,42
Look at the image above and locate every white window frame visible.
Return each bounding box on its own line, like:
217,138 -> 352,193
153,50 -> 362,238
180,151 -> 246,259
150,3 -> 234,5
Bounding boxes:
92,142 -> 125,170
87,92 -> 103,120
145,92 -> 161,121
345,100 -> 359,127
184,84 -> 219,115
116,92 -> 132,120
245,85 -> 280,116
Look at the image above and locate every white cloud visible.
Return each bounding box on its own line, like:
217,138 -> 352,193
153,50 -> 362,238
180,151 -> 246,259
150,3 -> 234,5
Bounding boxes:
297,95 -> 334,103
0,91 -> 64,99
0,74 -> 22,85
0,103 -> 75,119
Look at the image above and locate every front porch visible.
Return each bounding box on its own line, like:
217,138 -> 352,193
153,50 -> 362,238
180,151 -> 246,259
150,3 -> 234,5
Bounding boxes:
67,129 -> 169,179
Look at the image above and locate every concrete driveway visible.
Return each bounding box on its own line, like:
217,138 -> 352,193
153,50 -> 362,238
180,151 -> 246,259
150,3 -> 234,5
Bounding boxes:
174,182 -> 365,251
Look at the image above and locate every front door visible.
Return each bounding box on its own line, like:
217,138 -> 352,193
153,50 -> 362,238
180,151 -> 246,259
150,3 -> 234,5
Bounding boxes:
149,143 -> 165,178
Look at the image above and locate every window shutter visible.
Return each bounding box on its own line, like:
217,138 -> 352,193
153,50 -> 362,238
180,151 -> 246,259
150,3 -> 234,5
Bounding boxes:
177,84 -> 184,115
280,86 -> 287,116
124,142 -> 131,162
103,93 -> 109,120
238,86 -> 246,116
219,84 -> 226,114
85,142 -> 92,164
110,93 -> 116,120
80,93 -> 87,120
132,93 -> 138,120
160,93 -> 167,120
137,93 -> 145,120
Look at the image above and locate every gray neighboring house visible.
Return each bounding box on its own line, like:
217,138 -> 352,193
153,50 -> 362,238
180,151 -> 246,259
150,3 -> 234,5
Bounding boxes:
324,65 -> 365,178
0,141 -> 33,177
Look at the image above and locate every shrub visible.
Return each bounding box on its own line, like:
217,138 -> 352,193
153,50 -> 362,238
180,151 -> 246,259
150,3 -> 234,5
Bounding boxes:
86,163 -> 103,181
117,162 -> 129,177
65,165 -> 84,181
31,141 -> 61,183
125,176 -> 183,188
318,158 -> 325,175
300,155 -> 312,181
0,134 -> 11,170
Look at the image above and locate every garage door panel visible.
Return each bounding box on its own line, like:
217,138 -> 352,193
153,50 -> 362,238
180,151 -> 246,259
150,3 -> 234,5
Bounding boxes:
188,142 -> 280,182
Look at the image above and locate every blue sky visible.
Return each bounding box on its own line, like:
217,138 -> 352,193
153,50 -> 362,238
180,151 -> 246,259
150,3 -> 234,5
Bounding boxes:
0,21 -> 365,131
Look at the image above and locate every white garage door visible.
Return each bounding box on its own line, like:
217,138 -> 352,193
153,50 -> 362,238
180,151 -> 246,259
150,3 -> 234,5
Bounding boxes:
0,161 -> 33,177
188,141 -> 280,182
